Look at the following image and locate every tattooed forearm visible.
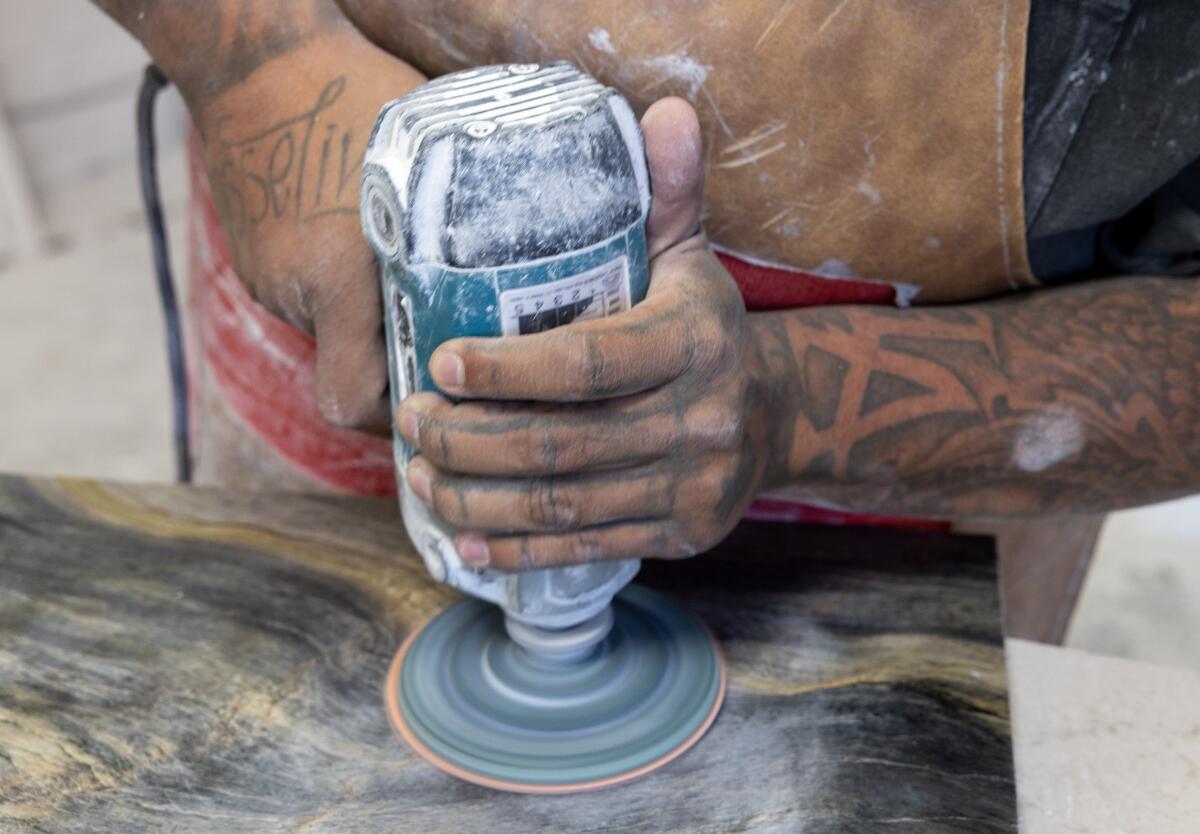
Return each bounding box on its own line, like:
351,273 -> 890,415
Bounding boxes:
758,276 -> 1200,517
90,0 -> 349,104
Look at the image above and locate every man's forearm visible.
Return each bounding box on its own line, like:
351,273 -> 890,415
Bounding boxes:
91,0 -> 351,106
756,276 -> 1200,517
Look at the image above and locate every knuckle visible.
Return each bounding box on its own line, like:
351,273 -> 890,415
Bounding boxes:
515,423 -> 561,472
318,390 -> 378,429
644,468 -> 677,516
565,333 -> 611,396
524,479 -> 578,530
716,403 -> 747,450
516,536 -> 540,571
652,522 -> 697,560
516,423 -> 588,473
730,410 -> 749,446
551,429 -> 591,472
689,318 -> 733,371
317,392 -> 349,426
566,535 -> 605,565
688,399 -> 746,451
707,275 -> 747,329
697,468 -> 729,508
427,476 -> 460,524
415,417 -> 449,464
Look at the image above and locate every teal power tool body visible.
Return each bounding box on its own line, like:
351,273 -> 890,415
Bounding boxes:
363,62 -> 724,793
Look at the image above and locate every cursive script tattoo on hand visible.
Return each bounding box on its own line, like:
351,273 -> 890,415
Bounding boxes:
208,78 -> 361,248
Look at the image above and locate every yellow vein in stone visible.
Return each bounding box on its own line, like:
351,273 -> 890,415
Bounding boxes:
42,479 -> 453,626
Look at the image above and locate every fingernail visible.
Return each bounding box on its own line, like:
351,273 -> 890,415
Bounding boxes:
433,351 -> 465,391
456,533 -> 490,568
407,461 -> 432,504
398,408 -> 420,446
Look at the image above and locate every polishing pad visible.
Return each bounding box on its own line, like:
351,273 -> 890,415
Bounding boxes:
386,585 -> 725,793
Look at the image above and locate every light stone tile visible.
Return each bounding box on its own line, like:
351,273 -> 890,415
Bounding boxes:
1069,496 -> 1200,673
1010,638 -> 1200,833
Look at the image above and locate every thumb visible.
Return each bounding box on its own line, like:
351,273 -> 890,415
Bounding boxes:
641,97 -> 705,258
311,246 -> 392,435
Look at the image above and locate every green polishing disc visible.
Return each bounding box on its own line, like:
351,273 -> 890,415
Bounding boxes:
385,585 -> 725,793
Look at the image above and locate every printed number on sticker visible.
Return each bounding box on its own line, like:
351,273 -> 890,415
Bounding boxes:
499,255 -> 631,337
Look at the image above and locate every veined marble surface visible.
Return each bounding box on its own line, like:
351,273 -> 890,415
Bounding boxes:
0,475 -> 1015,832
5,475 -> 1196,832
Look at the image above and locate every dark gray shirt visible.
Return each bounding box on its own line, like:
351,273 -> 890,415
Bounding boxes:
1024,0 -> 1200,281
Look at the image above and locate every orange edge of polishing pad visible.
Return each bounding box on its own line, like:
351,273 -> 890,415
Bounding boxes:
383,613 -> 728,795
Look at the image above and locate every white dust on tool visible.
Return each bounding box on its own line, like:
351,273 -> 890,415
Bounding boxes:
443,112 -> 639,268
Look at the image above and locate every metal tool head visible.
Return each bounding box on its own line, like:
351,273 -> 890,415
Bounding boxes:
362,61 -> 651,270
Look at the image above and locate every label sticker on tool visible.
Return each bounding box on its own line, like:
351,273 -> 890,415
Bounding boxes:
499,255 -> 630,336
388,286 -> 418,399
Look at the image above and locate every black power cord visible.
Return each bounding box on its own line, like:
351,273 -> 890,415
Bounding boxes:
136,65 -> 191,483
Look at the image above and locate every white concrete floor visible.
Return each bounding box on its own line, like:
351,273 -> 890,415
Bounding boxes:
0,144 -> 1197,673
0,136 -> 185,484
1069,498 -> 1200,671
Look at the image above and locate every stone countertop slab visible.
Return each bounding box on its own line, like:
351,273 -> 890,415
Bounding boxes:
0,475 -> 1016,832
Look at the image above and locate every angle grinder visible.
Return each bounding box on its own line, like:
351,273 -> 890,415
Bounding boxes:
362,62 -> 725,793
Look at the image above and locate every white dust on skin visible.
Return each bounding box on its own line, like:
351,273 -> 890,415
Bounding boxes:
587,27 -> 616,55
1013,409 -> 1085,473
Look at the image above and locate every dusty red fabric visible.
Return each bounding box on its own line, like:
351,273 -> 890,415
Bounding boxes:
713,250 -> 898,310
742,498 -> 948,530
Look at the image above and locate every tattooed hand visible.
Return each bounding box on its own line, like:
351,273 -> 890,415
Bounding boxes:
94,0 -> 425,432
192,32 -> 425,432
396,99 -> 772,570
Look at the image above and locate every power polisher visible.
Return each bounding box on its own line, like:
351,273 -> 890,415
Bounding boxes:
362,62 -> 725,793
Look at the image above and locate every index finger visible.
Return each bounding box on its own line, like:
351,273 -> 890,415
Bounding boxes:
428,289 -> 699,401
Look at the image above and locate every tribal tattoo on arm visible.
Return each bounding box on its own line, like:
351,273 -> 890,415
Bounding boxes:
758,275 -> 1200,517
